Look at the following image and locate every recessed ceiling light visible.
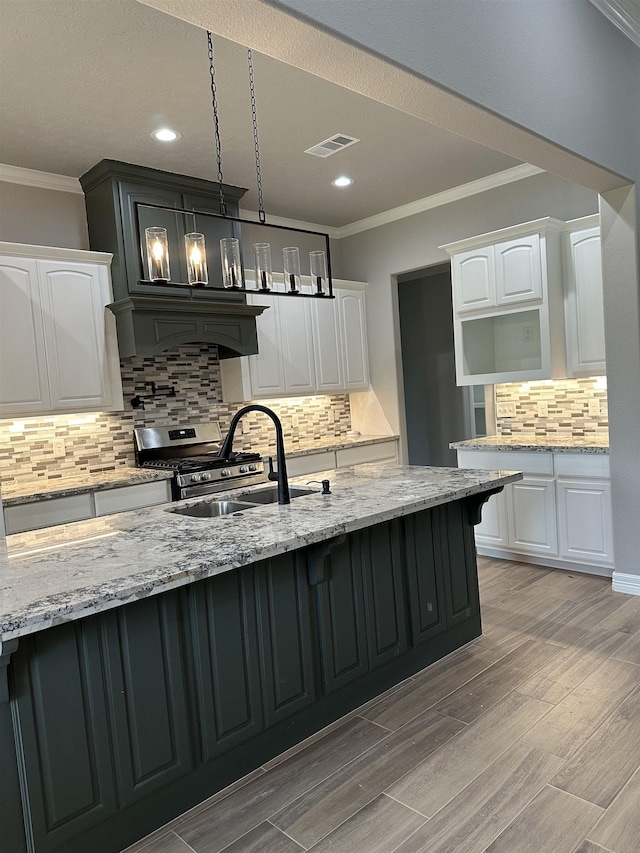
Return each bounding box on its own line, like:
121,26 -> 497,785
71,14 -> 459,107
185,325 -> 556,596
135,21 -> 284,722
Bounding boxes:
332,176 -> 354,187
151,128 -> 181,142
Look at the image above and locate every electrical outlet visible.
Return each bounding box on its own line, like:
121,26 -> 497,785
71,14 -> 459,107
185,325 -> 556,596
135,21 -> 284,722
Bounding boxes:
537,401 -> 549,417
496,402 -> 516,418
53,439 -> 66,458
588,399 -> 601,416
523,325 -> 534,343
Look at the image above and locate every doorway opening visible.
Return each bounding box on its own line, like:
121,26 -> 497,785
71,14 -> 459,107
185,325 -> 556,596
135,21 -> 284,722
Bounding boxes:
398,263 -> 486,467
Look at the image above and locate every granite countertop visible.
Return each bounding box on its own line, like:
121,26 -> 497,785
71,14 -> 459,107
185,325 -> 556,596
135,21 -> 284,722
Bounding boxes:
450,435 -> 610,454
0,462 -> 520,642
0,435 -> 398,507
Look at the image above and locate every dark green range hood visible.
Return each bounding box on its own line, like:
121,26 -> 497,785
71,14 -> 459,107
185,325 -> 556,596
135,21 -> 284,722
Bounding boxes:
107,297 -> 268,359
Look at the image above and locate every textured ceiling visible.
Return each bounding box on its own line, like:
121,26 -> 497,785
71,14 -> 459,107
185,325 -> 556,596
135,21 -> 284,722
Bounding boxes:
0,0 -> 521,227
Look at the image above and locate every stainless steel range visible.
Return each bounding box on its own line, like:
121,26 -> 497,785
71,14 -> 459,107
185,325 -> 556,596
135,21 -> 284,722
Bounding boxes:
134,422 -> 266,500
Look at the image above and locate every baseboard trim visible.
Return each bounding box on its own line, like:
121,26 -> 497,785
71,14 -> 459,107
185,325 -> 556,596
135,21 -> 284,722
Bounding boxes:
476,546 -> 613,578
612,571 -> 640,596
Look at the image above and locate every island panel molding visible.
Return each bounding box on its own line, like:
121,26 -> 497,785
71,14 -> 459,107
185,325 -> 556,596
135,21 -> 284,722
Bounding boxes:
0,465 -> 519,853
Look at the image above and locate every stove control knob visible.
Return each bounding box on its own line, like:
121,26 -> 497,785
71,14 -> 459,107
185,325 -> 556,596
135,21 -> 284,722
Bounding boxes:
248,464 -> 257,472
201,472 -> 212,481
239,466 -> 248,473
190,474 -> 201,483
220,468 -> 231,478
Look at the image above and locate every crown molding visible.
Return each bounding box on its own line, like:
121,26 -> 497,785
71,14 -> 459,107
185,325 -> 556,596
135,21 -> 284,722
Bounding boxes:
335,164 -> 546,239
587,0 -> 640,48
239,208 -> 340,240
0,164 -> 83,194
1,161 -> 546,239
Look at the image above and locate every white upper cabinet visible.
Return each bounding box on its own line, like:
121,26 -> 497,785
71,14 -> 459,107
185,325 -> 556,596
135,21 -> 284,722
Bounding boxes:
221,280 -> 369,401
494,234 -> 543,305
441,218 -> 567,386
337,288 -> 370,390
451,247 -> 495,313
563,216 -> 606,377
311,294 -> 344,393
0,256 -> 50,415
0,243 -> 124,418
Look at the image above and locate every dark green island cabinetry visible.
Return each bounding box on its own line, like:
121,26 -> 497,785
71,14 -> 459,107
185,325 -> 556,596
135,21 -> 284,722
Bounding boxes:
0,473 -> 509,853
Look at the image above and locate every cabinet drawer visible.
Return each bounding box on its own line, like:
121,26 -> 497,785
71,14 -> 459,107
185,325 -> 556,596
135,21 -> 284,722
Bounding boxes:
93,481 -> 172,516
553,453 -> 610,479
336,441 -> 397,467
457,449 -> 553,475
286,451 -> 336,477
5,493 -> 94,534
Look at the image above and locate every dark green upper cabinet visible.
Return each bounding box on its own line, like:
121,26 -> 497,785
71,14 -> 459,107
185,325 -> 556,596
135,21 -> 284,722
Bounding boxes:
80,160 -> 247,302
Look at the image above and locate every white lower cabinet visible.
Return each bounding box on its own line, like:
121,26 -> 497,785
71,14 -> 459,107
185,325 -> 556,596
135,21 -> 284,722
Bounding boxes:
4,479 -> 172,535
457,448 -> 612,574
220,282 -> 369,401
286,439 -> 398,478
0,243 -> 124,417
508,476 -> 557,557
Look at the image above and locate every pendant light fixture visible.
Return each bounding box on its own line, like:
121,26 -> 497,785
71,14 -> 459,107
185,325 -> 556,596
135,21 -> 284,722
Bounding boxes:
138,33 -> 334,297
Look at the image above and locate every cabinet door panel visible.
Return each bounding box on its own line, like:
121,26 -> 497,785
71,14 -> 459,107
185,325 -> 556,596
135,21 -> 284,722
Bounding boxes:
312,296 -> 343,392
315,535 -> 369,694
474,487 -> 510,549
565,228 -> 606,376
189,569 -> 264,760
361,521 -> 408,668
338,289 -> 369,389
507,476 -> 557,556
101,594 -> 192,806
257,552 -> 317,725
38,262 -> 111,410
0,258 -> 50,414
247,293 -> 287,396
280,296 -> 316,394
403,511 -> 447,645
495,235 -> 542,305
13,621 -> 116,851
557,478 -> 613,566
452,247 -> 495,312
438,502 -> 480,627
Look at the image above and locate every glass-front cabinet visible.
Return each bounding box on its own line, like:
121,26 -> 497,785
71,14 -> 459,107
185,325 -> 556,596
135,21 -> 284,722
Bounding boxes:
441,218 -> 568,386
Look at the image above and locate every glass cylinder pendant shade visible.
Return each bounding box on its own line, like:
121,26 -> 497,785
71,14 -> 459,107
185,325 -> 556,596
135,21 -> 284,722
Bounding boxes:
309,250 -> 328,296
145,227 -> 170,281
220,237 -> 243,289
253,242 -> 273,291
184,233 -> 208,286
283,246 -> 301,294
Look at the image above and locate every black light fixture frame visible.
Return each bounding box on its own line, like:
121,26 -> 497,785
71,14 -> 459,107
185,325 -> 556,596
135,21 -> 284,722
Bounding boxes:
135,201 -> 334,298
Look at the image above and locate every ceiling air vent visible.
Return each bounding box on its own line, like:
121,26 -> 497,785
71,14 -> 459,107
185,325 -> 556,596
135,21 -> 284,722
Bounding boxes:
305,134 -> 360,158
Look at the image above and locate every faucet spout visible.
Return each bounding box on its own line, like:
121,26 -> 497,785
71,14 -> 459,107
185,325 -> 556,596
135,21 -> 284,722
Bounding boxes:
220,405 -> 290,505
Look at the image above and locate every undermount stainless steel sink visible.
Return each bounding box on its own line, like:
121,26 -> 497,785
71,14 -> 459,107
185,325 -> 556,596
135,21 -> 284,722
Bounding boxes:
169,500 -> 257,518
242,486 -> 315,504
168,487 -> 316,519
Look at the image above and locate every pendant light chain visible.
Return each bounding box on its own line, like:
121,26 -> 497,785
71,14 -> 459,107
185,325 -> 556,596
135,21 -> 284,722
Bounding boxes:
247,49 -> 266,224
207,31 -> 227,216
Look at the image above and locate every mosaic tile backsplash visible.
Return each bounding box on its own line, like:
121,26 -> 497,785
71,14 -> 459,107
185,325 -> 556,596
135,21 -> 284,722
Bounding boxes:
0,346 -> 351,488
495,377 -> 608,436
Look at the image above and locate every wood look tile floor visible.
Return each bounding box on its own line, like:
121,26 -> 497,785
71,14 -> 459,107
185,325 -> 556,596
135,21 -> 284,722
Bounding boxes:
123,558 -> 640,853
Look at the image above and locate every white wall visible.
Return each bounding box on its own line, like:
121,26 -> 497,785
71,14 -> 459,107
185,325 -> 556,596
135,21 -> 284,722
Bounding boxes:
0,182 -> 89,249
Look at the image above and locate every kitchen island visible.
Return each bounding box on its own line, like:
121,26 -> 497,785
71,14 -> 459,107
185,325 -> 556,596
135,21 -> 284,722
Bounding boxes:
0,463 -> 520,853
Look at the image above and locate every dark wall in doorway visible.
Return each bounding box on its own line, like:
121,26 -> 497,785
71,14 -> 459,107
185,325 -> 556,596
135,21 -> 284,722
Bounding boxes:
398,265 -> 472,467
